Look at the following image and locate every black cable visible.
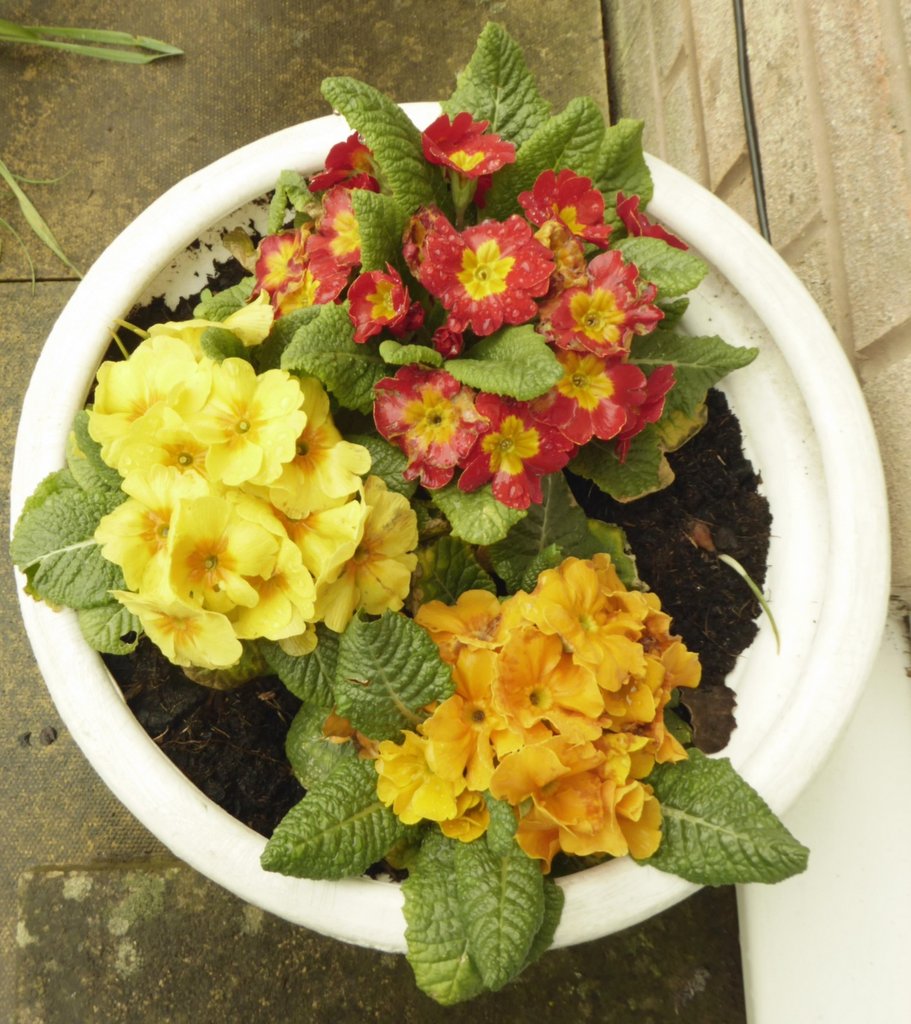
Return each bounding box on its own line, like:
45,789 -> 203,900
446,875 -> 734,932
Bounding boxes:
732,0 -> 772,242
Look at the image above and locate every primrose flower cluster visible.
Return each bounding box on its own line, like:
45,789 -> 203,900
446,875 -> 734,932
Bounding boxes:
86,303 -> 418,671
373,554 -> 700,870
252,113 -> 685,510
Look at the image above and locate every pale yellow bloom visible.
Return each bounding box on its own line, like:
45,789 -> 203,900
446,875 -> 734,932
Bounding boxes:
232,538 -> 317,641
148,291 -> 274,354
94,465 -> 209,591
89,336 -> 211,468
374,730 -> 466,825
315,476 -> 418,632
114,405 -> 211,484
268,378 -> 371,517
190,359 -> 306,486
111,589 -> 242,670
168,493 -> 279,612
280,498 -> 368,585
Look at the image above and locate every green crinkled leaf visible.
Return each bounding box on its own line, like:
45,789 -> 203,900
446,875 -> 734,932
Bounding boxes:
259,626 -> 339,708
11,483 -> 126,609
444,324 -> 562,401
643,750 -> 809,884
570,424 -> 672,503
200,326 -> 250,363
517,544 -> 563,592
455,825 -> 545,992
321,77 -> 443,215
379,339 -> 443,368
584,518 -> 639,588
486,96 -> 606,218
615,236 -> 707,297
284,701 -> 356,789
594,119 -> 653,223
403,830 -> 486,1006
268,169 -> 316,234
483,794 -> 519,856
351,189 -> 409,272
261,758 -> 404,879
489,472 -> 596,590
253,306 -> 323,372
76,602 -> 141,655
333,612 -> 454,741
344,433 -> 416,498
433,484 -> 526,546
281,302 -> 385,413
193,277 -> 255,320
657,296 -> 690,328
523,877 -> 564,968
441,21 -> 550,146
629,332 -> 758,426
412,535 -> 497,607
68,411 -> 121,492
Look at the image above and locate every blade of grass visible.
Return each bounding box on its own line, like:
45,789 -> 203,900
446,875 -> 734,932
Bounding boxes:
717,553 -> 781,653
0,215 -> 37,288
0,19 -> 182,63
0,156 -> 81,276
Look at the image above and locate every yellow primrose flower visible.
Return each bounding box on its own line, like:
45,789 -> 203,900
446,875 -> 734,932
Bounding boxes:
147,291 -> 274,354
231,538 -> 317,641
268,378 -> 371,517
522,555 -> 648,691
374,730 -> 466,825
114,404 -> 211,484
414,588 -> 506,664
190,359 -> 307,487
168,493 -> 279,613
95,465 -> 209,591
110,589 -> 242,670
315,476 -> 417,632
493,628 -> 604,743
279,498 -> 367,585
89,336 -> 211,467
439,789 -> 491,843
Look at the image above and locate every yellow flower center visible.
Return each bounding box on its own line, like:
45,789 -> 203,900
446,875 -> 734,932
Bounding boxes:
558,204 -> 584,235
570,288 -> 625,344
368,280 -> 397,321
481,415 -> 540,475
330,211 -> 361,257
557,352 -> 616,411
448,149 -> 486,173
403,390 -> 461,447
458,239 -> 514,301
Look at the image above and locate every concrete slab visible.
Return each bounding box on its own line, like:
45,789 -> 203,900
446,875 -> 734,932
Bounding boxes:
16,863 -> 745,1023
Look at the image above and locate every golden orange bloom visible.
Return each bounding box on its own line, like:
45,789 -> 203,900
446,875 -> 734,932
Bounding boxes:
414,588 -> 505,664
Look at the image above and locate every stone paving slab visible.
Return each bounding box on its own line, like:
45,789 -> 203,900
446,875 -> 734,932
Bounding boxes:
16,863 -> 745,1024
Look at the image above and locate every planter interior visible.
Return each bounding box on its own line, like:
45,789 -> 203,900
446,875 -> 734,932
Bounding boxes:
9,104 -> 891,952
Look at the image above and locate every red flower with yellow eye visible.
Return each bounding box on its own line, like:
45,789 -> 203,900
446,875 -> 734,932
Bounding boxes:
374,367 -> 485,489
519,169 -> 611,247
533,350 -> 649,445
544,249 -> 663,357
307,186 -> 362,269
419,214 -> 554,337
615,364 -> 676,460
422,112 -> 516,178
616,191 -> 687,250
253,229 -> 348,317
347,265 -> 423,344
309,132 -> 379,193
458,393 -> 574,509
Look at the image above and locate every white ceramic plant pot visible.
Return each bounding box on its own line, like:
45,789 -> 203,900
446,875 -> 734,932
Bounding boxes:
10,104 -> 891,952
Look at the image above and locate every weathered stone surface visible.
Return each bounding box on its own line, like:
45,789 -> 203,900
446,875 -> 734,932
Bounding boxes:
16,864 -> 745,1024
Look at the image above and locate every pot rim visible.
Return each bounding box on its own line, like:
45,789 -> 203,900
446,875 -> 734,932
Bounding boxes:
9,103 -> 891,952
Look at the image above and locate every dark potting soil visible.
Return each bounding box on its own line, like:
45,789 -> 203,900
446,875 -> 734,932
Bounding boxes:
103,387 -> 770,838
